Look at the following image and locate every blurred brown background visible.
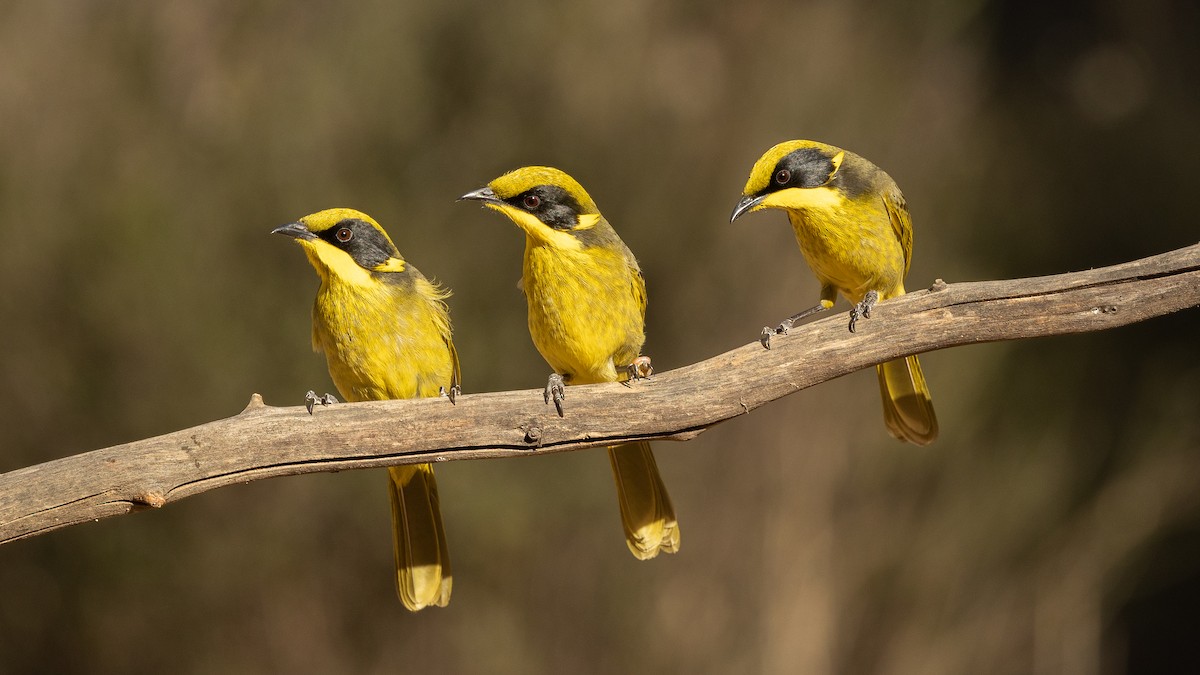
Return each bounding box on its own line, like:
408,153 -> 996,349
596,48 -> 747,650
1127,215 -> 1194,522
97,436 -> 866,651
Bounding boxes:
1,1 -> 1198,673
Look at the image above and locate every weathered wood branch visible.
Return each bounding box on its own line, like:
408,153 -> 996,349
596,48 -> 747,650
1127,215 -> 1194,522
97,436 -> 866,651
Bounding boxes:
2,243 -> 1198,545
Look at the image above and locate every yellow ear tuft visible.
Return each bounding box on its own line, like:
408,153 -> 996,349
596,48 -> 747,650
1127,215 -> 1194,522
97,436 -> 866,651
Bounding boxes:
830,151 -> 845,178
373,257 -> 407,273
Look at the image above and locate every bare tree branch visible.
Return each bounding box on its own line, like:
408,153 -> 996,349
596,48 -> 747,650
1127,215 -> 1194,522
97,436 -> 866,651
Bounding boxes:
2,243 -> 1198,545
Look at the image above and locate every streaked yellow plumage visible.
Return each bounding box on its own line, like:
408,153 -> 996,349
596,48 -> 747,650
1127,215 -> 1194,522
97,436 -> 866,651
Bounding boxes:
732,140 -> 938,445
274,207 -> 458,609
462,167 -> 679,559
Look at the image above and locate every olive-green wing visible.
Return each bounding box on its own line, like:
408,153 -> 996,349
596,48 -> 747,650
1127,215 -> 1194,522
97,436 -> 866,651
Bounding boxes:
883,189 -> 914,277
310,301 -> 324,353
447,336 -> 461,393
631,265 -> 647,325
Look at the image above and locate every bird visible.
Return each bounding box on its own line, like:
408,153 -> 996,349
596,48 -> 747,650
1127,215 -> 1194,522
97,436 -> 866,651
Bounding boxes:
730,140 -> 938,445
273,208 -> 459,610
460,166 -> 680,559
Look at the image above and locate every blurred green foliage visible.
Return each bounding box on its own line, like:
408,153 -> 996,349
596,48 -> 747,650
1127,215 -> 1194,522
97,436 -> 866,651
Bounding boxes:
1,1 -> 1197,673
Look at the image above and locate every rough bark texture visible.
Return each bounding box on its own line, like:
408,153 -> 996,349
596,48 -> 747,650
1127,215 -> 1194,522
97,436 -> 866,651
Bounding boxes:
2,243 -> 1197,545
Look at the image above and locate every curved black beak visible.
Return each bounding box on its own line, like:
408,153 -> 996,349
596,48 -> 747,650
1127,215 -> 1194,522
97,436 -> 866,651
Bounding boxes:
729,194 -> 765,223
458,186 -> 501,205
271,222 -> 316,240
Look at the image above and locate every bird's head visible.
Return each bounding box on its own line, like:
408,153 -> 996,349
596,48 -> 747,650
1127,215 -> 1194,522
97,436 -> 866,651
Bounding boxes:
730,140 -> 848,222
459,166 -> 604,249
272,208 -> 406,285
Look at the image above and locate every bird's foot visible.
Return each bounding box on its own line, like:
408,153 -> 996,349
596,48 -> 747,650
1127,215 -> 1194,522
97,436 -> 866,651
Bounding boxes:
848,290 -> 880,333
627,355 -> 654,381
304,390 -> 338,415
761,302 -> 831,349
544,373 -> 566,417
759,318 -> 797,349
440,384 -> 461,404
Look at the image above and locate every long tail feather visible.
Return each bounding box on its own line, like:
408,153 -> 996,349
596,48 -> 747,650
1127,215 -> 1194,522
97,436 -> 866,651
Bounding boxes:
607,441 -> 680,559
877,355 -> 938,445
387,464 -> 452,610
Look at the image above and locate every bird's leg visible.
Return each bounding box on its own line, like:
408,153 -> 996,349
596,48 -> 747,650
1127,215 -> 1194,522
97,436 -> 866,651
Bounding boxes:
544,373 -> 566,417
304,390 -> 338,415
760,298 -> 836,349
761,309 -> 817,349
848,290 -> 880,333
440,384 -> 461,404
626,355 -> 653,381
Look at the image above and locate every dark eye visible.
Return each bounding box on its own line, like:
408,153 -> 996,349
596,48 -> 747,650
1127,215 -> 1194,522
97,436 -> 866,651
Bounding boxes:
335,227 -> 353,243
774,169 -> 791,185
522,194 -> 541,209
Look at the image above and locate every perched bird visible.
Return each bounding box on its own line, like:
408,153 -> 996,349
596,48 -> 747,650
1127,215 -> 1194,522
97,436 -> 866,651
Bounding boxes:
460,167 -> 680,559
273,208 -> 459,610
731,140 -> 938,445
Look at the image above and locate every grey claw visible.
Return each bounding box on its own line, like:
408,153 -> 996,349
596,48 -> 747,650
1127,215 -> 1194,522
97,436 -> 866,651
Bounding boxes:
849,290 -> 879,334
544,374 -> 566,417
761,317 -> 794,350
627,356 -> 653,381
304,390 -> 338,415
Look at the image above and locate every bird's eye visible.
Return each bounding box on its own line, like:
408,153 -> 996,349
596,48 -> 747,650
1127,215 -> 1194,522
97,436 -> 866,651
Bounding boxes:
774,169 -> 791,185
522,194 -> 541,210
335,227 -> 353,243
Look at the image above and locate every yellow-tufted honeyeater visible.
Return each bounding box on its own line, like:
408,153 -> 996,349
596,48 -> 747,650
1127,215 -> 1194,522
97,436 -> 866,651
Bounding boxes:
273,208 -> 459,610
731,140 -> 938,445
460,167 -> 680,559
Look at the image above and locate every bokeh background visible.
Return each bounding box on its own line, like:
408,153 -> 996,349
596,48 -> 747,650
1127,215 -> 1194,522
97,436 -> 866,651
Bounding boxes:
1,1 -> 1198,673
